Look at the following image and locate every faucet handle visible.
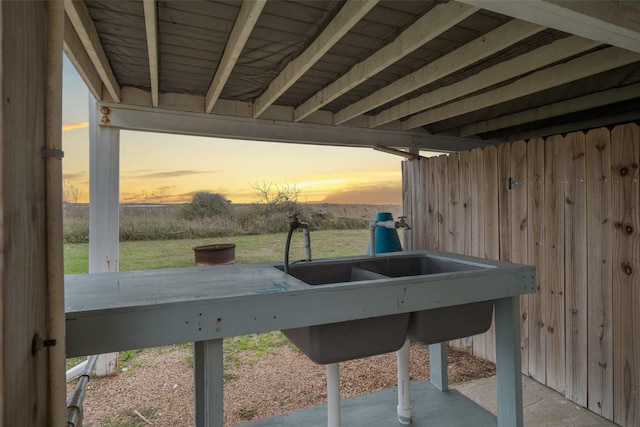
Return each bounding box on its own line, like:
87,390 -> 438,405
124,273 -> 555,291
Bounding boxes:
397,216 -> 411,230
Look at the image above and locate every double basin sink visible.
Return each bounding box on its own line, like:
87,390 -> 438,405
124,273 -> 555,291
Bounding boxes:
275,253 -> 495,364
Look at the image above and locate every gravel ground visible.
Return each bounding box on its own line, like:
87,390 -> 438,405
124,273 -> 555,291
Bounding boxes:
69,341 -> 495,426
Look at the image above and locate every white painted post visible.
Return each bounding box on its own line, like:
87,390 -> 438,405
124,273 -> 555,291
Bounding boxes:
396,340 -> 411,424
89,95 -> 120,376
194,340 -> 224,427
327,363 -> 341,427
494,296 -> 524,427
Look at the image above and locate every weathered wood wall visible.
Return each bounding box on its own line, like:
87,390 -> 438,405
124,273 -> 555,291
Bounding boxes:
403,123 -> 639,427
1,1 -> 52,424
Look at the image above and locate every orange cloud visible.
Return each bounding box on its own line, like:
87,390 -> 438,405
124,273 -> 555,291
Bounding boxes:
322,182 -> 402,205
62,122 -> 89,132
133,170 -> 212,179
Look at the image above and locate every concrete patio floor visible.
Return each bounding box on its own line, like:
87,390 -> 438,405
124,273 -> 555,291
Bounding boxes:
456,375 -> 617,426
240,376 -> 617,426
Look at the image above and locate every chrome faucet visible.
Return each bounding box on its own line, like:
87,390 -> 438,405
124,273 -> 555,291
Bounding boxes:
284,214 -> 311,273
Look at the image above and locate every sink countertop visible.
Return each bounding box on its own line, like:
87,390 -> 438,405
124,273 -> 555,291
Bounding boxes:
65,250 -> 535,357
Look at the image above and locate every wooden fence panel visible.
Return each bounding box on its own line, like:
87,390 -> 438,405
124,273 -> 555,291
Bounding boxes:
611,124 -> 640,427
459,150 -> 474,352
413,158 -> 425,249
586,128 -> 613,419
544,135 -> 566,393
498,143 -> 512,262
470,148 -> 485,259
436,155 -> 448,252
473,145 -> 499,362
460,150 -> 472,257
527,137 -> 546,383
470,148 -> 487,357
402,160 -> 412,250
447,153 -> 463,349
510,140 -> 529,375
401,124 -> 640,426
411,159 -> 423,250
425,156 -> 439,249
446,153 -> 461,254
564,131 -> 588,406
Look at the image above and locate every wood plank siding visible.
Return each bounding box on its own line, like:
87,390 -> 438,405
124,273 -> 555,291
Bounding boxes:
402,123 -> 640,427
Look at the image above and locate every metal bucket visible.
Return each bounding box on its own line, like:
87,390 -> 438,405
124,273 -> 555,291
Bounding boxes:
193,243 -> 236,265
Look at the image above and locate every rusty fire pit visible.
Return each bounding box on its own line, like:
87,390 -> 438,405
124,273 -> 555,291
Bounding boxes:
193,243 -> 236,266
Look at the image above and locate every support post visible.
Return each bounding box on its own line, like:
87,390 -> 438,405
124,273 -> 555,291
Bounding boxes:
396,340 -> 411,424
88,95 -> 120,375
327,363 -> 341,427
494,296 -> 524,427
194,340 -> 224,427
429,343 -> 449,391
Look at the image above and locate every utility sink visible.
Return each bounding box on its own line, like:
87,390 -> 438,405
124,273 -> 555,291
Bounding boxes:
278,266 -> 409,364
275,253 -> 496,364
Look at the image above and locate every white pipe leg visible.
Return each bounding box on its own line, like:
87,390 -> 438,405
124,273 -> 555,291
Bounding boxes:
65,359 -> 89,383
327,363 -> 340,427
396,340 -> 411,424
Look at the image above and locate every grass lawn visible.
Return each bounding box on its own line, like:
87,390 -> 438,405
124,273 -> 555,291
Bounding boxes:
64,228 -> 372,274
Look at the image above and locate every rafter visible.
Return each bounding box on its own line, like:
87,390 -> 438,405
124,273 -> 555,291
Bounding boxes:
63,13 -> 102,101
206,0 -> 266,113
143,0 -> 159,107
293,2 -> 477,122
458,0 -> 640,54
402,46 -> 640,130
371,35 -> 601,128
334,19 -> 543,125
507,110 -> 640,141
459,82 -> 640,137
64,0 -> 121,102
252,0 -> 378,118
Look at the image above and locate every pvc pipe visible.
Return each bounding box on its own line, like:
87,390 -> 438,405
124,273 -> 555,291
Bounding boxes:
369,223 -> 377,256
66,359 -> 89,383
45,1 -> 67,425
396,340 -> 412,425
66,355 -> 99,427
284,225 -> 295,273
302,224 -> 311,261
376,220 -> 399,229
327,363 -> 340,427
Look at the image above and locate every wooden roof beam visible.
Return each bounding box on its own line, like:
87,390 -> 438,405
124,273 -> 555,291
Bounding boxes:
63,13 -> 102,101
64,0 -> 121,102
371,35 -> 601,128
205,0 -> 266,113
293,2 -> 478,122
334,19 -> 544,125
143,0 -> 159,107
402,46 -> 640,130
459,82 -> 640,137
252,0 -> 378,118
458,0 -> 640,54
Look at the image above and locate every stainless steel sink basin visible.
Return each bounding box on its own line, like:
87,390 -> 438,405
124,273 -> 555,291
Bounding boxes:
278,266 -> 409,364
276,253 -> 496,363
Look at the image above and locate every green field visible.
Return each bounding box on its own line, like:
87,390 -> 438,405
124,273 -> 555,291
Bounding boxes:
64,228 -> 373,274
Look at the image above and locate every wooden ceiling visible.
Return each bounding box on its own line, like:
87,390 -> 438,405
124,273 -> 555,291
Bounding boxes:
64,0 -> 640,151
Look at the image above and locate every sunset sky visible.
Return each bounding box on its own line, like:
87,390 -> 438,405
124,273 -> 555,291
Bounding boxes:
62,55 -> 408,205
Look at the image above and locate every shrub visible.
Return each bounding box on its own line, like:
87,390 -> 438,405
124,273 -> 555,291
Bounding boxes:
180,192 -> 231,219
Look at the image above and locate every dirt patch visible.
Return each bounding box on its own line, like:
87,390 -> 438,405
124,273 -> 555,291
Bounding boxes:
69,341 -> 495,426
